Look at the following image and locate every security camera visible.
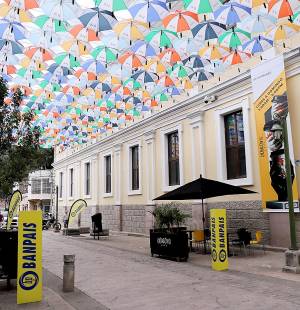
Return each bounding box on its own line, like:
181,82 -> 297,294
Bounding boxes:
203,95 -> 210,103
203,95 -> 217,104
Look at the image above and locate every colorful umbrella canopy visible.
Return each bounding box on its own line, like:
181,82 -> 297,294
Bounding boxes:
218,28 -> 251,48
214,2 -> 251,25
268,0 -> 299,19
192,20 -> 226,41
242,35 -> 273,54
114,19 -> 149,43
145,28 -> 178,48
223,50 -> 251,65
183,0 -> 223,15
129,0 -> 169,23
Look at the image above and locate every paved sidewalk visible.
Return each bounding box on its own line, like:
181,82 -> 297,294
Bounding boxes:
42,231 -> 300,310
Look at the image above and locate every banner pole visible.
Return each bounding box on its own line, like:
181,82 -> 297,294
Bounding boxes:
55,185 -> 59,232
282,119 -> 297,250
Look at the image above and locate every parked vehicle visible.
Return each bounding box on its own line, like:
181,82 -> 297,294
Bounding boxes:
42,213 -> 61,230
0,211 -> 18,230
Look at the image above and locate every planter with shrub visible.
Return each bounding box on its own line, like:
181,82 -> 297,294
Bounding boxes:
149,203 -> 190,261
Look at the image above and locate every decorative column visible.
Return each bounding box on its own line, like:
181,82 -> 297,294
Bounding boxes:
114,143 -> 122,231
144,130 -> 156,232
187,110 -> 206,229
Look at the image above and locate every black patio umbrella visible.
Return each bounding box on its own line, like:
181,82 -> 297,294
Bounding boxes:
154,175 -> 256,252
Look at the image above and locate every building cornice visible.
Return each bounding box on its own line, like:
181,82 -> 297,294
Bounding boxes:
53,47 -> 300,167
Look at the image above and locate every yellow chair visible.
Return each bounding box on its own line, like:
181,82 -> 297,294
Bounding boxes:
250,231 -> 265,254
192,230 -> 205,252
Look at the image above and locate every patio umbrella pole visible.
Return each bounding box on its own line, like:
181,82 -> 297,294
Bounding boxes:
202,197 -> 207,254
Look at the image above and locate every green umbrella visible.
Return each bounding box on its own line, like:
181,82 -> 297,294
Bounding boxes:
34,15 -> 69,33
95,0 -> 127,11
54,53 -> 81,68
218,28 -> 250,49
91,45 -> 117,64
145,28 -> 178,49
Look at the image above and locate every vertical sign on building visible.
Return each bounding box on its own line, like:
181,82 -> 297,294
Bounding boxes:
251,55 -> 299,210
17,211 -> 42,304
210,209 -> 228,271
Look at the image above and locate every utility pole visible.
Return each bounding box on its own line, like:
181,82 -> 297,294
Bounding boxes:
54,185 -> 59,232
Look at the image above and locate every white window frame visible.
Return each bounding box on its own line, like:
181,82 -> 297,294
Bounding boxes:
102,151 -> 113,198
160,124 -> 184,192
58,171 -> 63,200
127,140 -> 142,196
68,167 -> 74,200
83,160 -> 91,198
215,98 -> 253,186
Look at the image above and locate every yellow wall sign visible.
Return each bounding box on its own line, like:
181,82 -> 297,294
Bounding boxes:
17,211 -> 42,304
210,209 -> 228,271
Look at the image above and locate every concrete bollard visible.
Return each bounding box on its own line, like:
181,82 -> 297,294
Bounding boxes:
63,254 -> 75,292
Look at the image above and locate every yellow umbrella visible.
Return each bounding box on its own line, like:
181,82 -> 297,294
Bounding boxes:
237,0 -> 266,8
0,4 -> 32,22
199,44 -> 229,60
266,21 -> 300,41
114,19 -> 149,42
61,39 -> 90,57
144,58 -> 166,74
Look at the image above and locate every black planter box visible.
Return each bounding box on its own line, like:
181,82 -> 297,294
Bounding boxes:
150,229 -> 189,261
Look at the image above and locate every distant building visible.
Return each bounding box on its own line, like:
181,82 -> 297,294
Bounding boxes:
26,169 -> 55,214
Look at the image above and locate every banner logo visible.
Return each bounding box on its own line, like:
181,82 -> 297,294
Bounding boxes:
17,211 -> 42,304
210,209 -> 228,271
67,199 -> 88,226
7,190 -> 22,230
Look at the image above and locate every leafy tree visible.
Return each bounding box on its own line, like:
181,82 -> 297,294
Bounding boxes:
0,77 -> 54,198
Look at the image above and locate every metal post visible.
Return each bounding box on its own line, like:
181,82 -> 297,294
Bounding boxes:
63,254 -> 75,292
282,119 -> 297,250
54,185 -> 59,232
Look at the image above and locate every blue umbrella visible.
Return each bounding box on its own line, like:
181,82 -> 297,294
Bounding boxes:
0,39 -> 23,54
82,59 -> 107,74
0,19 -> 26,41
90,81 -> 111,93
189,69 -> 213,81
48,63 -> 73,76
129,0 -> 169,23
131,69 -> 159,84
214,3 -> 251,25
192,20 -> 226,41
182,55 -> 210,69
79,8 -> 117,33
131,40 -> 158,57
242,36 -> 273,54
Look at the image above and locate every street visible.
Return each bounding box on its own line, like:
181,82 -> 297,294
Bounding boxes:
42,231 -> 300,310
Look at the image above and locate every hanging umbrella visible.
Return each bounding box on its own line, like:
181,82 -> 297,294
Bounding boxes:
131,40 -> 158,57
222,50 -> 251,65
214,2 -> 252,25
182,54 -> 210,69
3,0 -> 39,10
292,10 -> 300,25
145,28 -> 178,49
129,0 -> 169,24
188,68 -> 213,81
54,53 -> 81,68
199,44 -> 229,60
183,0 -> 223,15
91,45 -> 117,64
159,47 -> 181,64
144,58 -> 167,74
39,0 -> 82,22
131,69 -> 158,85
118,51 -> 146,69
268,0 -> 299,19
69,24 -> 100,43
242,35 -> 273,54
154,175 -> 255,250
0,39 -> 23,55
33,15 -> 70,34
0,19 -> 26,41
0,4 -> 32,23
265,21 -> 300,41
96,0 -> 127,12
24,47 -> 53,62
192,20 -> 226,41
123,77 -> 142,90
218,28 -> 251,48
162,10 -> 199,33
156,74 -> 175,87
238,12 -> 277,34
168,63 -> 193,79
82,58 -> 107,76
60,38 -> 91,57
79,8 -> 117,33
113,19 -> 149,43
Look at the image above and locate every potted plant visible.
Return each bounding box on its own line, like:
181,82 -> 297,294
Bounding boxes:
149,203 -> 190,261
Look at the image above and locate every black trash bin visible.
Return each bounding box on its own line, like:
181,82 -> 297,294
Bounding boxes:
91,213 -> 102,240
0,229 -> 18,280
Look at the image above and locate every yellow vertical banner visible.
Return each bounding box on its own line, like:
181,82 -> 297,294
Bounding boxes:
7,190 -> 22,230
251,55 -> 299,210
17,211 -> 43,304
67,199 -> 88,227
210,209 -> 228,271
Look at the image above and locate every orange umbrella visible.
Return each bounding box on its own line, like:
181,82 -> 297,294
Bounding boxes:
163,10 -> 199,32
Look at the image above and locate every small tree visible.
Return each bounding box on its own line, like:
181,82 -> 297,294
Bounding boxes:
0,78 -> 53,198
